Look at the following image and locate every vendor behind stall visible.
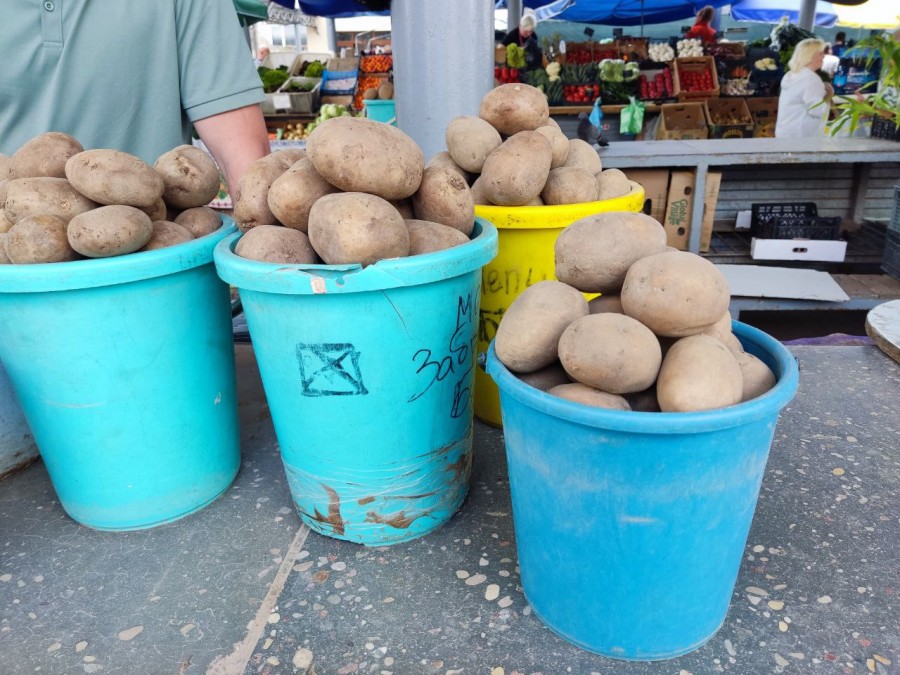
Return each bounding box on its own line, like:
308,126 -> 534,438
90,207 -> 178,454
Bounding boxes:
503,11 -> 544,71
685,6 -> 717,45
775,38 -> 833,138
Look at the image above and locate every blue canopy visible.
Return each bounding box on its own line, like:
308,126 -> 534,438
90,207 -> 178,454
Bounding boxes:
291,0 -> 388,17
729,0 -> 838,27
510,0 -> 731,26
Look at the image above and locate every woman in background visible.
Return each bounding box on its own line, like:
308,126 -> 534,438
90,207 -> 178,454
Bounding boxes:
685,6 -> 717,45
775,38 -> 833,138
503,12 -> 544,71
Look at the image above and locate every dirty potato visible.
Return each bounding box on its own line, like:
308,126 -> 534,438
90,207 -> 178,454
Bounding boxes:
267,157 -> 339,233
445,116 -> 502,174
656,335 -> 743,412
154,145 -> 221,209
139,221 -> 194,251
480,131 -> 552,206
4,177 -> 98,224
8,132 -> 83,179
5,214 -> 78,263
174,207 -> 222,238
65,149 -> 164,208
411,166 -> 475,235
562,139 -> 602,176
406,219 -> 470,256
548,383 -> 631,411
479,83 -> 550,135
234,225 -> 319,264
67,205 -> 153,258
541,167 -> 600,205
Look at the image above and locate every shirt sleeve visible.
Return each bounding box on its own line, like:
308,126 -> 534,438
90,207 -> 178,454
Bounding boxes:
175,0 -> 265,122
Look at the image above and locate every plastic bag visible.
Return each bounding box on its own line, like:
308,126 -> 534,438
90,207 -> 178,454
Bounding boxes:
620,96 -> 645,135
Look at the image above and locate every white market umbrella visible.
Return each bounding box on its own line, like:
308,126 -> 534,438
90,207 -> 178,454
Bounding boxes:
835,0 -> 900,29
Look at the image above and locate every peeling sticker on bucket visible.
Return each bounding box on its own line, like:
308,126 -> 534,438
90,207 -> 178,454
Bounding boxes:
296,343 -> 368,397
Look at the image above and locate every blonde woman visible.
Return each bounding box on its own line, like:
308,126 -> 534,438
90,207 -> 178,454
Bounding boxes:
775,38 -> 833,138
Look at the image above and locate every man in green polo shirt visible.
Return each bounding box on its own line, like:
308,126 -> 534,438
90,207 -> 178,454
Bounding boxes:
0,0 -> 270,199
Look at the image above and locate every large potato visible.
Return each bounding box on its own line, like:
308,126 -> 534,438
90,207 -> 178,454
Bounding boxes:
541,167 -> 600,205
411,166 -> 475,235
480,131 -> 552,207
67,205 -> 153,257
0,179 -> 8,208
139,198 -> 168,223
65,149 -> 164,208
517,361 -> 571,392
555,211 -> 667,293
535,125 -> 570,169
470,177 -> 492,206
597,168 -> 632,201
5,215 -> 78,263
588,294 -> 624,314
0,211 -> 12,234
699,312 -> 744,354
562,139 -> 602,175
445,116 -> 502,173
548,383 -> 631,411
735,351 -> 776,402
558,313 -> 662,394
174,207 -> 222,238
621,251 -> 731,337
234,225 -> 319,264
306,116 -> 424,200
267,158 -> 339,233
8,132 -> 83,179
139,221 -> 194,251
4,177 -> 98,224
233,152 -> 298,231
479,83 -> 550,135
406,219 -> 470,256
656,335 -> 743,412
308,192 -> 409,266
424,152 -> 470,184
494,280 -> 588,373
154,145 -> 221,209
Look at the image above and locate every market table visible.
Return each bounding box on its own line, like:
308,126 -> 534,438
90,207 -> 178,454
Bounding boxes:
600,137 -> 900,254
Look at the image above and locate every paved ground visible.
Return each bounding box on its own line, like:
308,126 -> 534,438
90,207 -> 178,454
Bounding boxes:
1,344 -> 898,675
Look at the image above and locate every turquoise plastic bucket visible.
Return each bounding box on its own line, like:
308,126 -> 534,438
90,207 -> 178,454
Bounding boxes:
214,219 -> 498,545
0,219 -> 241,530
0,361 -> 38,478
487,321 -> 799,660
363,99 -> 397,126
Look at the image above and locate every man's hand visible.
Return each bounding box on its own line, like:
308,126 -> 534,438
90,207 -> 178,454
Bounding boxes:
195,104 -> 270,203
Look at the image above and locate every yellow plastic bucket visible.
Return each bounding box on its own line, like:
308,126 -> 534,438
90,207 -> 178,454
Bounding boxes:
474,182 -> 646,426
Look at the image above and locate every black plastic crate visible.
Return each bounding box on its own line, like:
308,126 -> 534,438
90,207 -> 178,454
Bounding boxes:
883,228 -> 900,279
750,202 -> 817,237
890,185 -> 900,234
757,215 -> 842,240
871,116 -> 900,142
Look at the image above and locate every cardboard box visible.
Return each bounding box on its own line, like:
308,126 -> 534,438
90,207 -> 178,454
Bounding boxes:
663,170 -> 695,249
747,97 -> 778,138
700,172 -> 722,252
657,103 -> 709,140
750,238 -> 847,262
704,98 -> 754,139
625,169 -> 670,223
673,56 -> 720,101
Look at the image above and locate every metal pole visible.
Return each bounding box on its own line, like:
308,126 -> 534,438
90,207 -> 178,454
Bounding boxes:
797,0 -> 816,31
507,0 -> 523,36
391,0 -> 494,161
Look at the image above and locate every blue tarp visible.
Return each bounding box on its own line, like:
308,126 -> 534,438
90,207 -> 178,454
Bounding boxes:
292,0 -> 388,17
730,0 -> 838,27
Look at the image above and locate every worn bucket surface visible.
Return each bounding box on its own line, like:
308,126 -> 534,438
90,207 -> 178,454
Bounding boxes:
214,219 -> 498,545
474,183 -> 645,427
0,219 -> 241,530
0,361 -> 38,479
487,321 -> 799,660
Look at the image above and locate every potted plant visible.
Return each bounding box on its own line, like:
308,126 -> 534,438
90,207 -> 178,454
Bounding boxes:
830,33 -> 900,140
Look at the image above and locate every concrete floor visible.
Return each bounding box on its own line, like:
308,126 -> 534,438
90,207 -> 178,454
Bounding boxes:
1,344 -> 898,674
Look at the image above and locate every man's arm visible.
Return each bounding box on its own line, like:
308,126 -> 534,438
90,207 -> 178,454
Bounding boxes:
194,104 -> 270,203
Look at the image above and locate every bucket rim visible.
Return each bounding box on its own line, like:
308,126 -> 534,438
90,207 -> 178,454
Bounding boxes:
213,217 -> 498,295
0,215 -> 236,293
487,321 -> 799,434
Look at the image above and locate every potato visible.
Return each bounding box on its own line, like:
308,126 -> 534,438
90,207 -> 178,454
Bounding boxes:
562,139 -> 602,176
363,88 -> 378,101
597,168 -> 632,201
139,197 -> 168,222
306,116 -> 424,200
558,313 -> 662,394
480,131 -> 552,207
735,351 -> 776,402
544,117 -> 561,130
0,211 -> 12,234
406,219 -> 470,256
656,335 -> 743,412
424,151 -> 470,184
699,312 -> 744,354
0,154 -> 10,179
234,225 -> 319,264
516,361 -> 571,392
525,195 -> 544,206
479,83 -> 550,135
139,221 -> 194,251
390,199 -> 415,219
411,166 -> 475,235
541,167 -> 599,205
548,383 -> 631,411
445,116 -> 502,173
65,149 -> 164,208
67,205 -> 153,258
154,145 -> 221,209
9,132 -> 83,179
470,177 -> 492,206
5,215 -> 78,263
535,125 -> 570,169
233,152 -> 297,231
555,211 -> 667,293
4,177 -> 98,224
267,158 -> 339,233
621,251 -> 731,338
308,192 -> 409,266
588,294 -> 624,314
174,207 -> 222,238
0,234 -> 9,264
377,81 -> 394,100
494,280 -> 588,373
0,179 -> 8,208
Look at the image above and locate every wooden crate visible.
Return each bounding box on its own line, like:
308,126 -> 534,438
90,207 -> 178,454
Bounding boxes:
747,96 -> 778,138
673,56 -> 719,101
657,102 -> 709,140
704,97 -> 754,138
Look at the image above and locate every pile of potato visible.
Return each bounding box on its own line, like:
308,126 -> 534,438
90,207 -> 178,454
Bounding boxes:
0,133 -> 224,264
494,211 -> 776,413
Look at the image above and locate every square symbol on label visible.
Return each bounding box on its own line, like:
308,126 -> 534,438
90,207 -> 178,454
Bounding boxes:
296,343 -> 368,397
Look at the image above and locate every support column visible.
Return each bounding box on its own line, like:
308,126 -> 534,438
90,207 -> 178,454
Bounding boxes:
391,0 -> 494,161
507,0 -> 523,35
798,0 -> 817,32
